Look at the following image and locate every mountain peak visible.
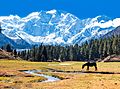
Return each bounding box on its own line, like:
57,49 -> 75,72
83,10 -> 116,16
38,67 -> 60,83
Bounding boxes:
46,9 -> 57,14
0,10 -> 120,48
95,15 -> 110,23
26,12 -> 40,18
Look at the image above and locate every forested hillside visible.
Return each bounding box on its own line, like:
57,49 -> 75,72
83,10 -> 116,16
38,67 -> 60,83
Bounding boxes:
18,34 -> 120,62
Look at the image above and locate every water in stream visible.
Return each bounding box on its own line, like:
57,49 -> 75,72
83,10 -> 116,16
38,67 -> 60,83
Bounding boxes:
24,70 -> 60,82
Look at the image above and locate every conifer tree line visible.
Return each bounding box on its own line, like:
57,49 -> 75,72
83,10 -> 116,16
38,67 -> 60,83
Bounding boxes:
1,44 -> 13,52
16,35 -> 120,62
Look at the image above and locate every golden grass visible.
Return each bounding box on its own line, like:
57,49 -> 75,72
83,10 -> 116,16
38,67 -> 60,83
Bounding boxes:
0,59 -> 120,89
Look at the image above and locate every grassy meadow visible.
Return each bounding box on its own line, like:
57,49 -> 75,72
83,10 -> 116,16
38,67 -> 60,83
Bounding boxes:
0,59 -> 120,89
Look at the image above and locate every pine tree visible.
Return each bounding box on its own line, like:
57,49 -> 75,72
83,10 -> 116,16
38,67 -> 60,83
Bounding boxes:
69,46 -> 74,61
32,45 -> 36,61
1,46 -> 4,50
5,44 -> 12,52
112,36 -> 117,54
36,44 -> 42,61
41,46 -> 48,62
73,44 -> 79,61
106,39 -> 112,55
103,40 -> 108,57
13,49 -> 17,58
20,50 -> 26,59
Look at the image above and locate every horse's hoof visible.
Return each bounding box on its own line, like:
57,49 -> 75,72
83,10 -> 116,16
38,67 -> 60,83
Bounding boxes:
81,70 -> 84,72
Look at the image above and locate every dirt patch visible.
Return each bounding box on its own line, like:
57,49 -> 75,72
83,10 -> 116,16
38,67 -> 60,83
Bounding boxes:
0,49 -> 15,60
0,71 -> 15,77
59,63 -> 72,66
101,55 -> 120,62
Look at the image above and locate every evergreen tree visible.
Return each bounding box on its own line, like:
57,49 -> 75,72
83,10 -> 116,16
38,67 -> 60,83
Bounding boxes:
5,44 -> 12,52
20,50 -> 26,59
69,46 -> 74,61
36,44 -> 42,61
32,45 -> 36,61
112,36 -> 117,54
103,40 -> 108,57
41,46 -> 48,62
99,41 -> 104,59
13,49 -> 17,58
1,46 -> 4,50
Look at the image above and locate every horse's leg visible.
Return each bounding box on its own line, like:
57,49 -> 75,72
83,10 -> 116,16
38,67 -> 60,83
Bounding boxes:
95,66 -> 97,71
87,65 -> 89,70
94,63 -> 97,71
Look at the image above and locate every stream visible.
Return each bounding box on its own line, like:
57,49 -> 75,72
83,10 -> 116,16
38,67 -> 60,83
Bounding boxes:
23,70 -> 60,82
22,68 -> 120,83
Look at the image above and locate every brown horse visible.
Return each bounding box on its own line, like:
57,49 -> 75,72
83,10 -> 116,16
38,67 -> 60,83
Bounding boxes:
82,62 -> 97,71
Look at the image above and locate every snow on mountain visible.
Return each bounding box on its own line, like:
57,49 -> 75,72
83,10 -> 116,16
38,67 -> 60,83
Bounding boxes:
0,33 -> 30,49
0,9 -> 120,48
103,26 -> 120,38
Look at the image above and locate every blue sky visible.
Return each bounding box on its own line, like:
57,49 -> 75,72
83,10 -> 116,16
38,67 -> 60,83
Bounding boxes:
0,0 -> 119,19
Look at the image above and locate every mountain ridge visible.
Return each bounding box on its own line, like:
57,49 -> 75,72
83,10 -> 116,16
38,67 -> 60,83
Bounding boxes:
0,33 -> 31,49
0,9 -> 120,48
102,26 -> 120,38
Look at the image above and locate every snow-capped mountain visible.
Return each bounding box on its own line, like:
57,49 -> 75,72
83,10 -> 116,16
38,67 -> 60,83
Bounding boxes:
0,9 -> 120,48
0,33 -> 31,49
103,26 -> 120,38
